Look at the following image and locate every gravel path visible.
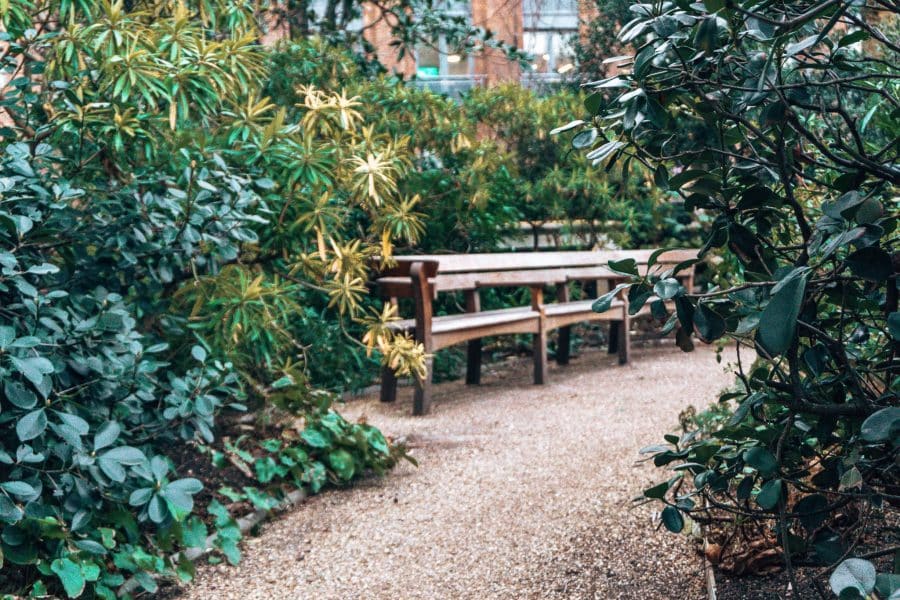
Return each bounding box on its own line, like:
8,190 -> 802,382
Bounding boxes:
181,344 -> 737,600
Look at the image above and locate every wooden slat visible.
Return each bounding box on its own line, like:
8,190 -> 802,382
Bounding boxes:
432,314 -> 540,349
393,251 -> 607,273
387,306 -> 534,332
433,308 -> 539,335
380,266 -> 621,294
389,248 -> 699,274
376,250 -> 699,294
543,299 -> 626,330
543,298 -> 623,317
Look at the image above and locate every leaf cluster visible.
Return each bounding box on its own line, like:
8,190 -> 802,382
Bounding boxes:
575,0 -> 899,587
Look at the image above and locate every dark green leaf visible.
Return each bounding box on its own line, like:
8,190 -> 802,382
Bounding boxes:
794,494 -> 829,532
756,478 -> 782,510
693,304 -> 725,343
757,270 -> 807,356
644,481 -> 669,499
838,30 -> 869,47
73,540 -> 108,555
650,299 -> 667,320
695,17 -> 718,54
874,574 -> 900,599
736,476 -> 755,500
608,258 -> 638,276
592,283 -> 629,313
889,312 -> 900,341
661,506 -> 684,532
16,409 -> 47,442
653,278 -> 681,300
860,407 -> 900,443
653,165 -> 669,190
744,447 -> 778,477
628,284 -> 653,315
675,326 -> 694,352
846,247 -> 892,282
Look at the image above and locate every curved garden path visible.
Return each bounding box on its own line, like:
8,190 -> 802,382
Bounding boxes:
180,344 -> 736,599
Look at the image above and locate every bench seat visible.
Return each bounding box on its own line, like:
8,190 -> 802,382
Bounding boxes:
389,307 -> 540,347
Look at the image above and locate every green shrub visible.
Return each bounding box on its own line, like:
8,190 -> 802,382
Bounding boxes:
575,0 -> 899,590
0,5 -> 425,597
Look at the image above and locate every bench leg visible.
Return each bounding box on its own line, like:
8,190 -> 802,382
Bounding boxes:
413,356 -> 433,415
557,326 -> 571,365
380,365 -> 398,402
465,339 -> 482,385
533,327 -> 548,385
617,318 -> 630,365
607,321 -> 620,354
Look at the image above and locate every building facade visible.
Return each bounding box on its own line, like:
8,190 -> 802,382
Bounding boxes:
364,0 -> 598,93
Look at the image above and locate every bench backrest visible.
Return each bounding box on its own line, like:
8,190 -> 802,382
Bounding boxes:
376,249 -> 699,296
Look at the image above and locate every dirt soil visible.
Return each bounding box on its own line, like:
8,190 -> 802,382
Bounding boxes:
177,344 -> 738,600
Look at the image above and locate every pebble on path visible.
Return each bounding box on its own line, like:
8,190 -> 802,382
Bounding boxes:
180,344 -> 738,600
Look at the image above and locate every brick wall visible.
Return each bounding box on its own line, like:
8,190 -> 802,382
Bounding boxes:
360,0 -> 596,87
471,0 -> 523,84
361,3 -> 417,77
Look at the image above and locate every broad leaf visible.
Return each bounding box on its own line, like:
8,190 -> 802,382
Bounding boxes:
860,407 -> 900,443
592,283 -> 629,313
661,506 -> 684,532
744,447 -> 778,477
756,479 -> 782,510
50,558 -> 85,598
829,559 -> 876,597
757,270 -> 807,356
16,409 -> 47,441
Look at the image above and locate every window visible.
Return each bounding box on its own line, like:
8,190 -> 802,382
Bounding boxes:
523,0 -> 578,75
416,44 -> 441,78
307,0 -> 363,31
415,1 -> 473,78
415,37 -> 474,78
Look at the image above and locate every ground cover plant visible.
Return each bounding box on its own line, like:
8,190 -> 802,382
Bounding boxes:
571,0 -> 899,595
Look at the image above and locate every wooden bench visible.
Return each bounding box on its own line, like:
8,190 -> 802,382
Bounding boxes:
375,249 -> 698,415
